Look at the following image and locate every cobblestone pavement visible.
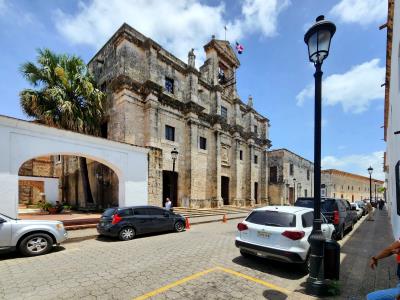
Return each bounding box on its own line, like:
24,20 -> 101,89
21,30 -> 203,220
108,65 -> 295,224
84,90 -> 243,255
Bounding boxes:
0,219 -> 309,300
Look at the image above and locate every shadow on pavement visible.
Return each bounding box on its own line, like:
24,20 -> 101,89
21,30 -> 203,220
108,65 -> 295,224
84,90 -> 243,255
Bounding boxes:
263,289 -> 288,299
232,255 -> 306,280
0,245 -> 67,261
95,230 -> 186,242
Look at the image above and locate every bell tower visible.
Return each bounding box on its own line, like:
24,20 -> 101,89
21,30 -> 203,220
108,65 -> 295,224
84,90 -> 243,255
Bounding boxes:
203,36 -> 240,99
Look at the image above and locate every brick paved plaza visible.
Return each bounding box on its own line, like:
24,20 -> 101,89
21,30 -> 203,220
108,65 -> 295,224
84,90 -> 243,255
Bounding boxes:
0,209 -> 395,300
0,220 -> 307,300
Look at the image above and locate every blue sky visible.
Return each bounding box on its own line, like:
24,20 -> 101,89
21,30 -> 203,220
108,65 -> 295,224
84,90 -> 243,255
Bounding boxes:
0,0 -> 387,179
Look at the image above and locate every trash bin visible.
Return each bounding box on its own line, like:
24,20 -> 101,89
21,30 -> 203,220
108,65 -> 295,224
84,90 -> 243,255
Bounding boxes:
324,239 -> 340,280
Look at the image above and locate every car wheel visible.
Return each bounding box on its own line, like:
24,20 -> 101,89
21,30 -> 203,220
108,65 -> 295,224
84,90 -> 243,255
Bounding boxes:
119,227 -> 135,241
240,250 -> 252,258
174,221 -> 185,232
336,226 -> 344,240
19,233 -> 53,257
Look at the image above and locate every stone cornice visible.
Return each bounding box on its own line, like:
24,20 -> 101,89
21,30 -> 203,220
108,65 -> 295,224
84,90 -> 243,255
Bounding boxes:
109,75 -> 142,94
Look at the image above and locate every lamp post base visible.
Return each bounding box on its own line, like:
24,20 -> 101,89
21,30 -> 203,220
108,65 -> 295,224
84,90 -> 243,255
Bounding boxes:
306,277 -> 330,297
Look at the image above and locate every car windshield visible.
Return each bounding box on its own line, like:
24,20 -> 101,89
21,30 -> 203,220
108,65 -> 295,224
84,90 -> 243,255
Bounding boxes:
246,210 -> 296,227
102,208 -> 117,217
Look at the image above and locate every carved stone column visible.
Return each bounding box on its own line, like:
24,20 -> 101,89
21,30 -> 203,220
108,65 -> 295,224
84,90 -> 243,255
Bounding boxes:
247,140 -> 255,207
215,126 -> 223,207
232,134 -> 241,206
260,149 -> 268,205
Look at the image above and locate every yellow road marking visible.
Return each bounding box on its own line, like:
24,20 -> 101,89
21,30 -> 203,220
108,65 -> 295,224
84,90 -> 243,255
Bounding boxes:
216,266 -> 290,295
133,266 -> 290,299
133,267 -> 218,300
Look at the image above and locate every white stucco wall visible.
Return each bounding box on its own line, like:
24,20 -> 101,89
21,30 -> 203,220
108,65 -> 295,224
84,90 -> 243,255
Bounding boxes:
386,0 -> 400,240
0,115 -> 149,218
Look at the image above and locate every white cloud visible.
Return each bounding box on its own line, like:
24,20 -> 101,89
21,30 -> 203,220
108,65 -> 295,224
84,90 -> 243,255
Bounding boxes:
0,0 -> 7,14
322,150 -> 384,180
54,0 -> 290,63
241,0 -> 290,37
296,59 -> 385,113
330,0 -> 387,26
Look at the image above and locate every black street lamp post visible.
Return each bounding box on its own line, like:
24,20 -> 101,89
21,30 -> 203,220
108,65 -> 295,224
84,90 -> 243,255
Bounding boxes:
171,148 -> 179,205
368,166 -> 373,203
304,15 -> 336,296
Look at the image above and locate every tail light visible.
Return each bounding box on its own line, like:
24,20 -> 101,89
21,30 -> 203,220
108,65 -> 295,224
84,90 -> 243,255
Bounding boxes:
112,214 -> 122,224
333,210 -> 339,225
281,230 -> 305,240
237,223 -> 248,231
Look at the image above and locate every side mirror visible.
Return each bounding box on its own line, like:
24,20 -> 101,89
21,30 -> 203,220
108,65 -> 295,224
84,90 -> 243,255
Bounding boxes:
351,206 -> 356,211
0,218 -> 5,224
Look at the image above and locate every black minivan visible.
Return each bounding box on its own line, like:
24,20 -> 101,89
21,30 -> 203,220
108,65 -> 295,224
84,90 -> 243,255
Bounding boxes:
294,197 -> 357,240
97,206 -> 186,241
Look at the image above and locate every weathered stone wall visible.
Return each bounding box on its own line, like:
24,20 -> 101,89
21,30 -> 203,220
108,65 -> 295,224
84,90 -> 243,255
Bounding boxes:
86,24 -> 271,208
61,157 -> 119,209
18,180 -> 44,205
268,149 -> 314,204
148,148 -> 163,206
19,156 -> 56,177
18,156 -> 57,205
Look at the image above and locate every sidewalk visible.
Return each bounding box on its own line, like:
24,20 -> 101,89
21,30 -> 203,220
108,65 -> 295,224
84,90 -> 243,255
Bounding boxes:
338,208 -> 397,299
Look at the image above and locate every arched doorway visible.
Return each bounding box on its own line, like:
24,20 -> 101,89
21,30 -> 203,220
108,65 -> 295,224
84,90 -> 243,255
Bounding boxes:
0,115 -> 149,218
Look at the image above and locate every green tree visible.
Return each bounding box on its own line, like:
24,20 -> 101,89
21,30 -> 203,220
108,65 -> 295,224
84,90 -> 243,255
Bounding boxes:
20,48 -> 105,205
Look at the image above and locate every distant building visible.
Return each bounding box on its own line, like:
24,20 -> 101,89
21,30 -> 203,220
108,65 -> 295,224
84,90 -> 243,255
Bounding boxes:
383,0 -> 400,238
267,149 -> 314,205
321,169 -> 384,202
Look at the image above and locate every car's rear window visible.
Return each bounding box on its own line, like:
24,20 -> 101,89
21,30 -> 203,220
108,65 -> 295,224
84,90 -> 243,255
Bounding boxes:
102,208 -> 116,217
295,198 -> 337,212
246,211 -> 296,227
321,200 -> 337,212
294,198 -> 314,208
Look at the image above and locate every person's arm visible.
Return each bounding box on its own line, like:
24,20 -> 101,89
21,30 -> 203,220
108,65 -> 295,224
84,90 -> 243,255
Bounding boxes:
370,241 -> 400,269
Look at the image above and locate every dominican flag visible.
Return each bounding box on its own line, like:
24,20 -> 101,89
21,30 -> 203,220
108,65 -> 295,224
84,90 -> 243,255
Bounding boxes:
235,42 -> 244,54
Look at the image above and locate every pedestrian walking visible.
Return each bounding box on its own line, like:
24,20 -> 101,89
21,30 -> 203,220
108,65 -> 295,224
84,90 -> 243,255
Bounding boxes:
379,199 -> 385,210
367,201 -> 374,221
367,240 -> 400,299
165,198 -> 172,211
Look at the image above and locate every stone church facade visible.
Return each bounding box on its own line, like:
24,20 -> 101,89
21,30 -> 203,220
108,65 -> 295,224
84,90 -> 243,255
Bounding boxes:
86,23 -> 271,208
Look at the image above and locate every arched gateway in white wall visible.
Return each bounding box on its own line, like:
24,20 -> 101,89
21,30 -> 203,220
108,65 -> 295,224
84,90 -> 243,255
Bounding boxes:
0,115 -> 149,218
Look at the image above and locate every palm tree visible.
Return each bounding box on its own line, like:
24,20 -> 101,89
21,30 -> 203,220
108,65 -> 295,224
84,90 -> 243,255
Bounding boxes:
20,48 -> 105,206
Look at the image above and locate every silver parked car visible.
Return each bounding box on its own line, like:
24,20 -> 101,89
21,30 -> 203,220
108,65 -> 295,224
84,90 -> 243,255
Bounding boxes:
0,213 -> 68,256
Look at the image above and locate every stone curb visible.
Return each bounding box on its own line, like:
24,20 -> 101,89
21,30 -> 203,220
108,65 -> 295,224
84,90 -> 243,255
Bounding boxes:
64,215 -> 247,244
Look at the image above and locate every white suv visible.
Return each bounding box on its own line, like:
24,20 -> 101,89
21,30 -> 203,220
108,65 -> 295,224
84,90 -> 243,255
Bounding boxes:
235,206 -> 334,272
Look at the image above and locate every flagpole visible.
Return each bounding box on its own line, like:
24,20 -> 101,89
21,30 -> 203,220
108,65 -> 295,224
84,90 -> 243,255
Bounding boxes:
224,26 -> 227,41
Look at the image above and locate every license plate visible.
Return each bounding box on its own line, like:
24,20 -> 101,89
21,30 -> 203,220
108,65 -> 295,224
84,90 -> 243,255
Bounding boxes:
257,231 -> 270,238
